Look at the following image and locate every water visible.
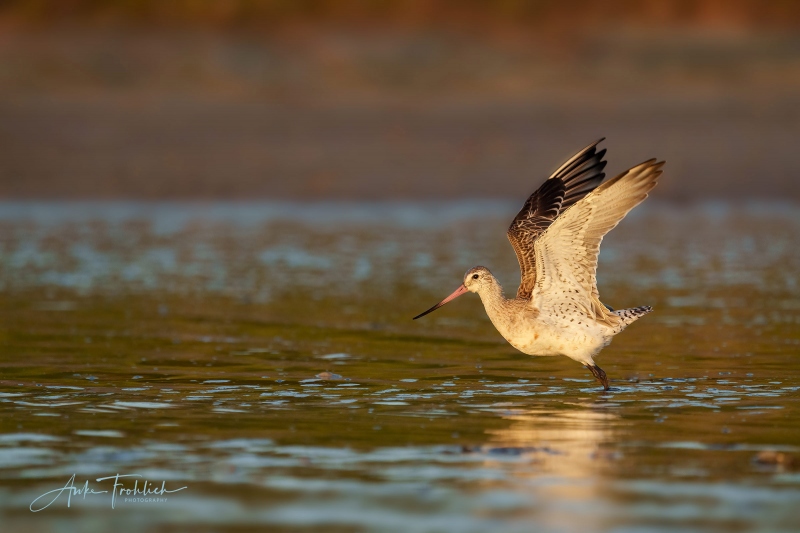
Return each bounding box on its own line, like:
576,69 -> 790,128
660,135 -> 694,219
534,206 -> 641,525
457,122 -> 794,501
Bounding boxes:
0,201 -> 799,532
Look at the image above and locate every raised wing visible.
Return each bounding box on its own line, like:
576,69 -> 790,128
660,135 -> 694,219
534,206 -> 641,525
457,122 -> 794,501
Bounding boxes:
531,159 -> 664,326
507,139 -> 608,299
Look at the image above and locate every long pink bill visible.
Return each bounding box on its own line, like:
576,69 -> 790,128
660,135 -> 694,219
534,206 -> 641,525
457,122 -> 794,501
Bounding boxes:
413,284 -> 469,320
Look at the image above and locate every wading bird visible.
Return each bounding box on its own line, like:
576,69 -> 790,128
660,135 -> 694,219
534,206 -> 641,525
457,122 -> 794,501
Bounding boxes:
413,140 -> 663,391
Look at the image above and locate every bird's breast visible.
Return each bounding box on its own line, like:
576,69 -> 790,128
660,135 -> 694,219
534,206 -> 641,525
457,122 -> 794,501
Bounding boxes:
489,311 -> 559,356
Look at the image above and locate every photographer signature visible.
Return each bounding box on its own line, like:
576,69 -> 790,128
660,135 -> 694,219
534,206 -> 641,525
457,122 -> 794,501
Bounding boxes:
30,473 -> 187,511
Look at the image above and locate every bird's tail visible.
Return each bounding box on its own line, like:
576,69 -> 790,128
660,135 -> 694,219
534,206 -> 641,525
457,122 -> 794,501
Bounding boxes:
614,306 -> 652,330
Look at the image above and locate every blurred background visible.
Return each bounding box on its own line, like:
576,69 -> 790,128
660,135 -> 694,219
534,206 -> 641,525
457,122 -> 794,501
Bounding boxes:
0,0 -> 799,201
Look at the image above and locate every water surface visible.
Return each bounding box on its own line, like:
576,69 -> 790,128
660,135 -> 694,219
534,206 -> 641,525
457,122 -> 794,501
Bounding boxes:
0,201 -> 799,532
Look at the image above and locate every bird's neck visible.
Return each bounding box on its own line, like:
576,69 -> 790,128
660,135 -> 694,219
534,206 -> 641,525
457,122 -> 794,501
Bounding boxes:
477,280 -> 508,316
478,280 -> 527,342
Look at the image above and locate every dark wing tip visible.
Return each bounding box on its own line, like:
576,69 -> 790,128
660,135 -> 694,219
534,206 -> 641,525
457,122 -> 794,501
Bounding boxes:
554,141 -> 609,209
509,138 -> 612,234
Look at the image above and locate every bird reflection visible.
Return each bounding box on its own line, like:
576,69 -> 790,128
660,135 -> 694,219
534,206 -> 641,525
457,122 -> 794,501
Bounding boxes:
483,405 -> 620,477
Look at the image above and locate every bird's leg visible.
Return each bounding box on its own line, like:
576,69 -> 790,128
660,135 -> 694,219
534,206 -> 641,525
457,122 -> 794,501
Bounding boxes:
585,364 -> 610,391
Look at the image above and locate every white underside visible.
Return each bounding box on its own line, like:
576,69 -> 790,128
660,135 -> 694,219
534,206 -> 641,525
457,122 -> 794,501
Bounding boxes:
486,308 -> 615,366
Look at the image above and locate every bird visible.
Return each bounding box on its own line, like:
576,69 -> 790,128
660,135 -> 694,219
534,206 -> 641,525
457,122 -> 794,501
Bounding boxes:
413,139 -> 663,391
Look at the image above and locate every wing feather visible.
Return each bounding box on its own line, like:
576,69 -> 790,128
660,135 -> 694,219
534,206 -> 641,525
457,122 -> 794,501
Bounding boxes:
507,139 -> 607,299
531,159 -> 664,326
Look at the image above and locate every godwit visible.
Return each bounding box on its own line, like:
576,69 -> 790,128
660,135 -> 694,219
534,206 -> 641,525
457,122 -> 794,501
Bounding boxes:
413,139 -> 663,391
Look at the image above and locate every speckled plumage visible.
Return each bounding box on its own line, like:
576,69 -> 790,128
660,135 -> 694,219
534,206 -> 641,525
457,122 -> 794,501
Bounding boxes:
414,140 -> 664,390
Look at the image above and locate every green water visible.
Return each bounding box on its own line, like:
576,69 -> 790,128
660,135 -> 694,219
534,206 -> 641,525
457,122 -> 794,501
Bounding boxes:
0,202 -> 799,532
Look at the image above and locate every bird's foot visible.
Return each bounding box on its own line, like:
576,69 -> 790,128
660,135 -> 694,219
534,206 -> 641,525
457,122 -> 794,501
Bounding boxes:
585,364 -> 610,391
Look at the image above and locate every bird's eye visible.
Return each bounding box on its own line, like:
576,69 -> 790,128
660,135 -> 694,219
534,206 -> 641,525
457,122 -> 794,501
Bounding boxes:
472,274 -> 479,280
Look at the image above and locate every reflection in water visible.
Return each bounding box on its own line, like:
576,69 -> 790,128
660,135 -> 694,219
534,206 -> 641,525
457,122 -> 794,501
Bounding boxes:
487,407 -> 619,476
0,201 -> 799,532
480,407 -> 621,532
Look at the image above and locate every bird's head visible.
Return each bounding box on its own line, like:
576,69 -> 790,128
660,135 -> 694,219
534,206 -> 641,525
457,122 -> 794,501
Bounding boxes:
463,265 -> 494,293
412,266 -> 495,320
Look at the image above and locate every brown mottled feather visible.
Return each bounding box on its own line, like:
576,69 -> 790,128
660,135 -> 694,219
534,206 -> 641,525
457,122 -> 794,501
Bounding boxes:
507,139 -> 608,299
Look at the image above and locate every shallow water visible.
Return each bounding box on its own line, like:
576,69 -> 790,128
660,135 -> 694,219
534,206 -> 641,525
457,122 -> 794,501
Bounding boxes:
0,201 -> 799,532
